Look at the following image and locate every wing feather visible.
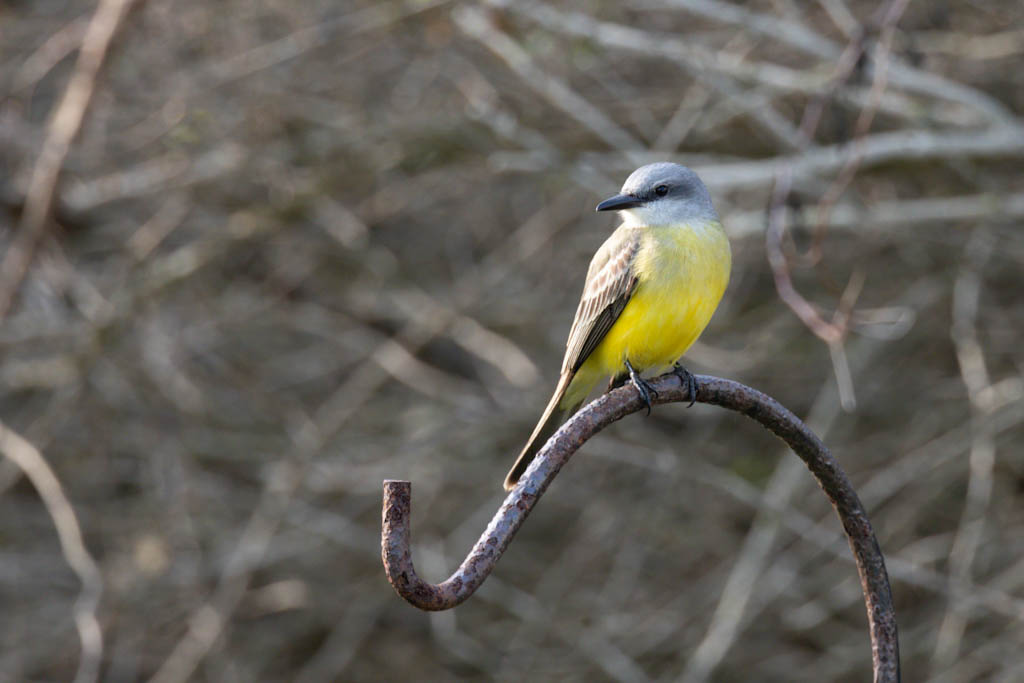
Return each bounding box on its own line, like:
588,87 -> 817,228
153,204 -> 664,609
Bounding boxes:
561,228 -> 642,375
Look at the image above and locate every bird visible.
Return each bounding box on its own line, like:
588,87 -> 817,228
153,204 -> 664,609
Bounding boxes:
503,163 -> 731,491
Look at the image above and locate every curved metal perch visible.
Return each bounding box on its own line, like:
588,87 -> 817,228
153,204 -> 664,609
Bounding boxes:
381,374 -> 899,683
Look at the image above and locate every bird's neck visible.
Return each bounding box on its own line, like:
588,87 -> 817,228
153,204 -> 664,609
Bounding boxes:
619,206 -> 720,230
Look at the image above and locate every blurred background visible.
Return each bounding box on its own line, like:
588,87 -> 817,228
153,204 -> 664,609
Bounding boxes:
2,0 -> 1024,681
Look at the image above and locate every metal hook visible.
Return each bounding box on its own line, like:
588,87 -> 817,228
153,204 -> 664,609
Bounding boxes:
380,374 -> 899,682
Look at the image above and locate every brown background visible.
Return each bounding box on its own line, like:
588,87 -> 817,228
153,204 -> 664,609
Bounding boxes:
3,0 -> 1024,681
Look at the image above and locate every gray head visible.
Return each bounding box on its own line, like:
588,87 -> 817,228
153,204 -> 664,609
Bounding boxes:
596,163 -> 718,227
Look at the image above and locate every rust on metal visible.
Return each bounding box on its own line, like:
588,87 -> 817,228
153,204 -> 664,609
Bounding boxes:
380,373 -> 899,682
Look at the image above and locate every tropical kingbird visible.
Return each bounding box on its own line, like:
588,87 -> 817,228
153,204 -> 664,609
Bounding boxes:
504,163 -> 731,490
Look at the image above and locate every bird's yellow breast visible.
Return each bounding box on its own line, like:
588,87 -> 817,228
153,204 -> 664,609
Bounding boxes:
565,220 -> 730,406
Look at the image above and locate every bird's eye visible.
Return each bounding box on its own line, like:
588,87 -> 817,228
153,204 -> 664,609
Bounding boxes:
654,184 -> 669,197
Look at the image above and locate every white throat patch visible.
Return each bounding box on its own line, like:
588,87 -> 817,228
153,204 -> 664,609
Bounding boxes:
619,198 -> 716,228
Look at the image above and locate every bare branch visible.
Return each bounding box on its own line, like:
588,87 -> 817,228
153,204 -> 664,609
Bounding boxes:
503,0 -> 972,130
63,144 -> 246,212
0,420 -> 103,683
724,191 -> 1024,238
570,125 -> 1024,192
679,358 -> 868,683
454,5 -> 642,151
381,374 -> 899,682
933,229 -> 998,671
148,411 -> 318,683
646,0 -> 1017,126
0,0 -> 135,321
501,1 -> 806,149
763,0 -> 908,385
11,18 -> 89,93
914,28 -> 1024,61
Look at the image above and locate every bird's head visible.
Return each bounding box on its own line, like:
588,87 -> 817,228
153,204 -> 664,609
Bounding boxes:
596,162 -> 718,227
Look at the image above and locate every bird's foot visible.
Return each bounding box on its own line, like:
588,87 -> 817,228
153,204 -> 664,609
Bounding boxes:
673,362 -> 698,407
625,360 -> 657,416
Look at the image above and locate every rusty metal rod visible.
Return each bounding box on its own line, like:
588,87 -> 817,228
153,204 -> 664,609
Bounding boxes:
381,373 -> 899,683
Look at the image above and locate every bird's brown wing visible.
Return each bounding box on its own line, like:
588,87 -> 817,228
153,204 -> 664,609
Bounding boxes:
561,227 -> 642,375
503,227 -> 643,491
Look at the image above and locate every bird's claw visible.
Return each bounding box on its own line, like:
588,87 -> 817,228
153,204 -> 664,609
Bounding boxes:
673,362 -> 698,407
625,360 -> 657,416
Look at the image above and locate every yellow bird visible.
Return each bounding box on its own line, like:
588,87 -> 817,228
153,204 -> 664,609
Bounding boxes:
504,163 -> 731,491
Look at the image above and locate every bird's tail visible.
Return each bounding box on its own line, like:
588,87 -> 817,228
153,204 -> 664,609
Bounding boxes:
504,373 -> 582,491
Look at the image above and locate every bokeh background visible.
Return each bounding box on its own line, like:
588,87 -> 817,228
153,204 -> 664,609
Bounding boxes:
3,0 -> 1024,681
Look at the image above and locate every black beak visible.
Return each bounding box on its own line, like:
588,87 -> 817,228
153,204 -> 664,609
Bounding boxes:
595,194 -> 643,212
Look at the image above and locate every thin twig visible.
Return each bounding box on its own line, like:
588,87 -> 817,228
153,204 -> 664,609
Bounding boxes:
682,325 -> 885,682
11,18 -> 89,93
381,374 -> 899,682
505,0 -> 964,130
809,0 -> 910,262
933,229 -> 997,672
0,419 -> 103,683
647,0 -> 1016,126
0,0 -> 135,321
570,125 -> 1024,191
148,411 -> 318,683
454,5 -> 641,151
724,192 -> 1024,238
763,0 -> 909,403
502,1 -> 806,149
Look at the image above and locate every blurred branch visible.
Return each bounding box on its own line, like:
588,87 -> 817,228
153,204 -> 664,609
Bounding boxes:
682,322 -> 886,683
450,54 -> 621,192
11,18 -> 89,93
724,191 -> 1024,238
810,4 -> 902,262
501,1 -> 806,149
657,0 -> 840,58
914,28 -> 1024,60
202,0 -> 452,88
816,0 -> 860,39
387,289 -> 540,388
0,0 -> 135,321
454,5 -> 642,151
933,229 -> 997,672
764,0 -> 907,408
0,419 -> 103,683
653,82 -> 713,152
111,0 -> 452,152
150,197 -> 581,683
504,0 -> 964,130
573,125 -> 1024,191
64,144 -> 246,211
381,374 -> 899,682
149,411 -> 319,683
645,0 -> 1017,126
